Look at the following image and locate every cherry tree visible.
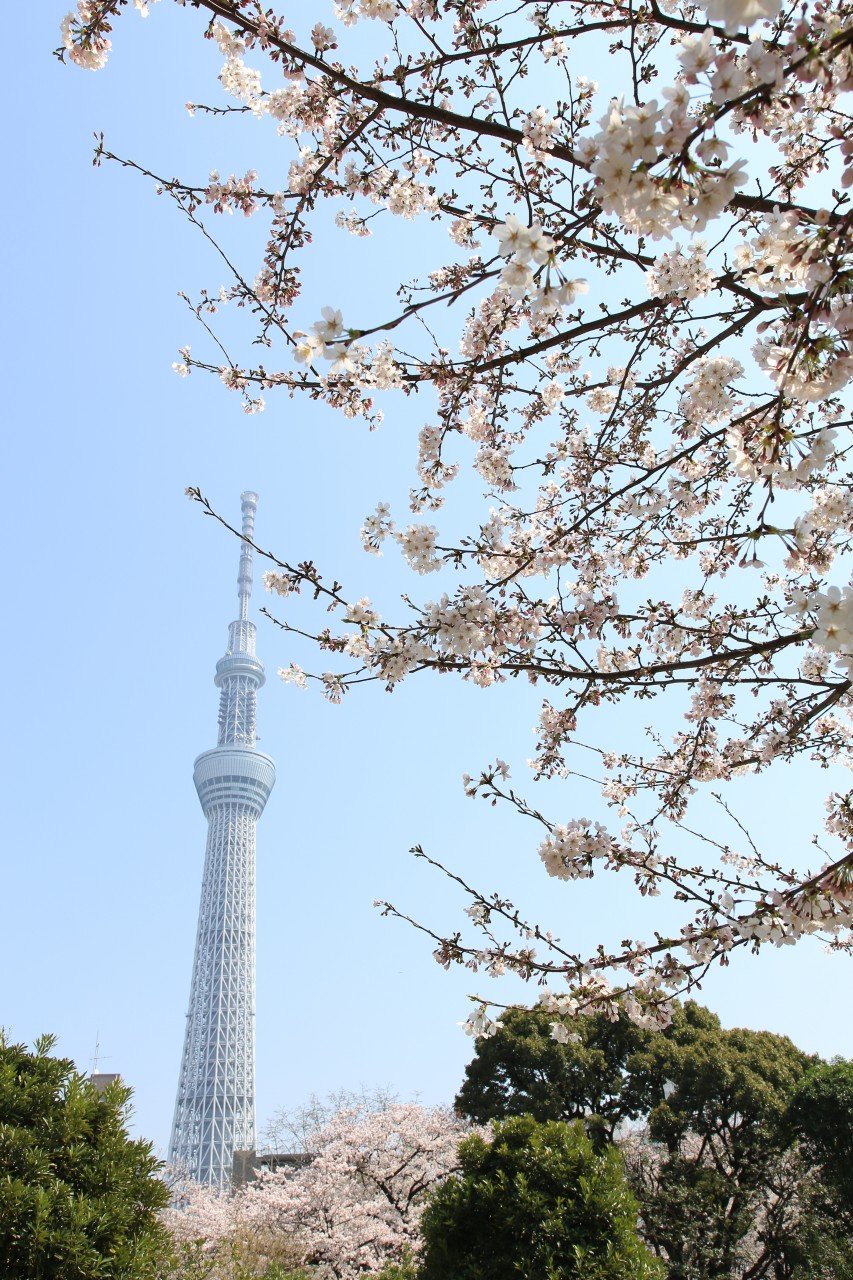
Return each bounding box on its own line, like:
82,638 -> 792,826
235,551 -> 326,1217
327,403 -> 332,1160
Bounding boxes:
59,0 -> 853,1035
161,1175 -> 308,1278
162,1176 -> 235,1250
164,1105 -> 469,1278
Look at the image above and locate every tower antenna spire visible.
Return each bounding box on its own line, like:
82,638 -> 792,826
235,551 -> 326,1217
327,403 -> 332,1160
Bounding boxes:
238,490 -> 258,622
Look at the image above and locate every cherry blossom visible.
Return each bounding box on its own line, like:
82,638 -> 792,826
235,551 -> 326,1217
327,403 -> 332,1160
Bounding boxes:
64,0 -> 853,1037
253,1104 -> 468,1277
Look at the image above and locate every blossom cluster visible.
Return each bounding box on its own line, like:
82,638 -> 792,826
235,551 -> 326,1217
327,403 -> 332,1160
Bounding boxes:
493,215 -> 588,319
538,820 -> 618,881
245,1104 -> 468,1277
646,243 -> 716,301
789,584 -> 853,666
163,1103 -> 471,1278
584,94 -> 747,239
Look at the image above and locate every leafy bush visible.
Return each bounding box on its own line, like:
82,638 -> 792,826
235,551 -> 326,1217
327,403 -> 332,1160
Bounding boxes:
417,1116 -> 662,1280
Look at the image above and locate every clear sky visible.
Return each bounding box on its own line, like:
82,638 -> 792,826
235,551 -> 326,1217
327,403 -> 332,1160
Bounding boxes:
4,2 -> 852,1160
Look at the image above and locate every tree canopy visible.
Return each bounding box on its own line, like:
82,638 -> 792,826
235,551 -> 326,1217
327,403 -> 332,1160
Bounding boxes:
417,1115 -> 663,1280
0,1033 -> 169,1280
786,1059 -> 853,1199
455,1002 -> 652,1138
456,1002 -> 853,1280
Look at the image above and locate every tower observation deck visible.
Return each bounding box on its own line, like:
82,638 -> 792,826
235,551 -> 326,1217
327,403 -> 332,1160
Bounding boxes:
169,492 -> 275,1187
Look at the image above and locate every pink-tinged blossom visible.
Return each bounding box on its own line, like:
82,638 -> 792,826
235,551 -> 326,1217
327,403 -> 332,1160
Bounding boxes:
646,243 -> 716,300
395,523 -> 441,573
311,23 -> 336,51
68,0 -> 853,1029
523,107 -> 557,157
60,6 -> 111,69
240,1104 -> 471,1278
701,0 -> 783,33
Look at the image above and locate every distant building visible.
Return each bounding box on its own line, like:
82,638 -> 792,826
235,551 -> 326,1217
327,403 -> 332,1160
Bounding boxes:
89,1073 -> 120,1093
168,493 -> 276,1188
231,1149 -> 314,1189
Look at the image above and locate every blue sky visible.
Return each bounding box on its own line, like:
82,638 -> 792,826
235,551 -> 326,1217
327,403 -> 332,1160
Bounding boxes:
3,2 -> 852,1159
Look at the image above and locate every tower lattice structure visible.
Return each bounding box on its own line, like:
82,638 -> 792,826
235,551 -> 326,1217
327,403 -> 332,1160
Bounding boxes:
169,492 -> 275,1187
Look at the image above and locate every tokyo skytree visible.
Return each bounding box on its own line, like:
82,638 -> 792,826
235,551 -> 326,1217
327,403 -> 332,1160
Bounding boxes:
169,492 -> 275,1187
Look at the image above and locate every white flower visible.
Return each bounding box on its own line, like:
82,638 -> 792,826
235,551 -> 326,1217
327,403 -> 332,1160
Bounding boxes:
311,23 -> 336,50
523,106 -> 557,156
701,0 -> 782,33
459,1005 -> 501,1038
386,178 -> 428,219
326,343 -> 357,376
313,307 -> 345,343
60,8 -> 111,69
561,278 -> 589,304
278,663 -> 307,688
396,523 -> 441,573
345,597 -> 380,627
500,258 -> 534,292
495,215 -> 530,258
678,30 -> 716,77
293,331 -> 324,365
646,243 -> 716,300
361,0 -> 396,17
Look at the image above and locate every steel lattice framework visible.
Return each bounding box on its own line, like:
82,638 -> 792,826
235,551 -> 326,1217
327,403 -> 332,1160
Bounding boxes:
169,492 -> 275,1187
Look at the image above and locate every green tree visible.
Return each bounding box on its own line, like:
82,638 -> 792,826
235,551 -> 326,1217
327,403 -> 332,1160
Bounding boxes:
0,1033 -> 170,1280
456,1003 -> 853,1280
778,1060 -> 853,1280
786,1059 -> 853,1204
629,1004 -> 811,1279
417,1116 -> 663,1280
455,1005 -> 652,1140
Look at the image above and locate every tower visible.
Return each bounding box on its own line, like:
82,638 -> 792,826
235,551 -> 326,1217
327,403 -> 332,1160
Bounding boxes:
169,492 -> 275,1187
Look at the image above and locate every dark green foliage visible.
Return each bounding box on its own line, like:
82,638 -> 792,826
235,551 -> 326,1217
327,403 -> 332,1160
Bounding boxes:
630,1004 -> 813,1279
786,1059 -> 853,1202
638,1002 -> 809,1153
417,1116 -> 663,1280
455,1004 -> 652,1139
779,1186 -> 853,1280
779,1060 -> 853,1280
456,1002 -> 853,1280
0,1033 -> 170,1279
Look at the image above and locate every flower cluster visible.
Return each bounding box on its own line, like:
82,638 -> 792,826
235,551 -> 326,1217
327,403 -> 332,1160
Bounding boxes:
60,2 -> 113,69
679,356 -> 744,428
788,584 -> 853,664
646,242 -> 716,300
494,215 -> 588,316
395,524 -> 441,574
204,170 -> 259,217
522,107 -> 557,157
539,820 -> 618,880
245,1104 -> 469,1277
164,1103 -> 471,1279
293,306 -> 355,372
586,93 -> 749,238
